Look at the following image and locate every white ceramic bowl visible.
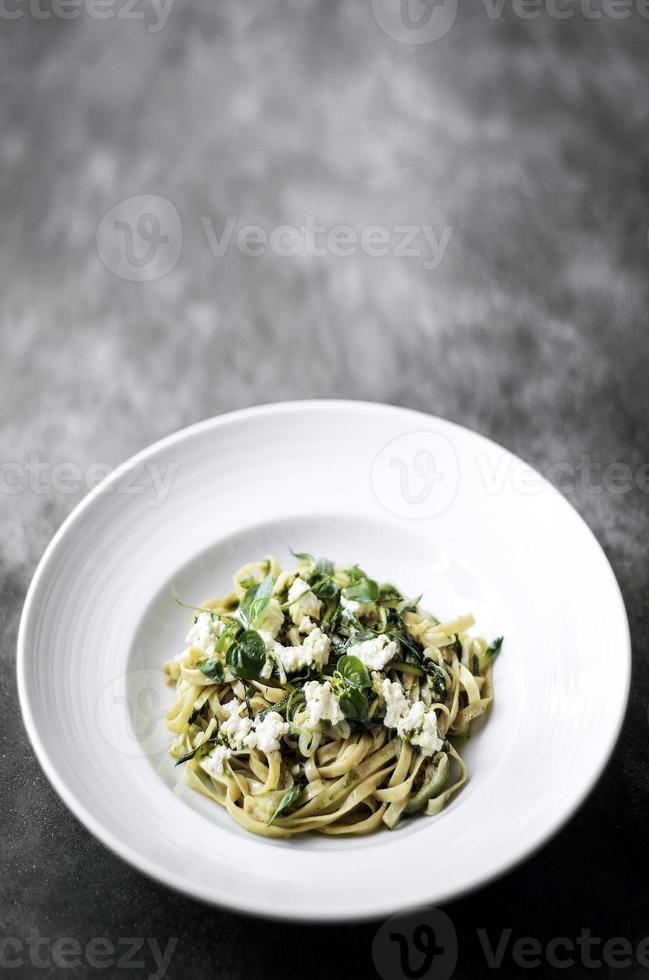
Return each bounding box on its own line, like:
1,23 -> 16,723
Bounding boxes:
17,401 -> 630,920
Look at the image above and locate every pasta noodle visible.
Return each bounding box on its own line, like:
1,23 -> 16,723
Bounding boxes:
163,553 -> 503,837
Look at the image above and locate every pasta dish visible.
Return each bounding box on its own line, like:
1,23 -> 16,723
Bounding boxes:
164,554 -> 502,837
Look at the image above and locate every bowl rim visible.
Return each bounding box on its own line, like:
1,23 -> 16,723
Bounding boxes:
17,399 -> 632,921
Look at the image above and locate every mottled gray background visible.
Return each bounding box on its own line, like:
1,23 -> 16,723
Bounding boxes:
1,0 -> 648,977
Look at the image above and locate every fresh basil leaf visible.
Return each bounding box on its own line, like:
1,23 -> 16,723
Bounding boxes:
198,658 -> 225,683
486,636 -> 503,659
240,570 -> 276,627
308,574 -> 339,600
471,653 -> 480,676
226,629 -> 267,680
313,556 -> 334,576
267,783 -> 304,826
339,686 -> 369,722
343,578 -> 379,604
337,654 -> 371,691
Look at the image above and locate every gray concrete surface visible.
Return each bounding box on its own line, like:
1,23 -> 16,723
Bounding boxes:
1,1 -> 648,977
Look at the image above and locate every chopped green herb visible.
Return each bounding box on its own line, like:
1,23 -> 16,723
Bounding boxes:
486,636 -> 504,659
198,658 -> 225,683
267,783 -> 304,826
175,737 -> 217,767
308,574 -> 339,600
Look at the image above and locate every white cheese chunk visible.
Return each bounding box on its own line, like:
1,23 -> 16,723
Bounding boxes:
397,701 -> 444,757
200,744 -> 232,777
182,611 -> 225,659
348,634 -> 397,671
219,699 -> 255,750
303,680 -> 344,728
271,627 -> 331,673
381,678 -> 409,728
255,598 -> 284,638
253,711 -> 289,754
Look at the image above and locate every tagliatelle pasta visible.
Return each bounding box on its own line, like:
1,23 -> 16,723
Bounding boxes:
163,553 -> 503,838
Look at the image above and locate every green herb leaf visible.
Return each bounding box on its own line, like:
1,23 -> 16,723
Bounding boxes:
378,586 -> 403,605
471,653 -> 480,676
240,570 -> 276,627
422,662 -> 448,699
486,636 -> 503,658
337,654 -> 371,691
226,629 -> 267,680
343,577 -> 379,604
314,556 -> 334,576
215,618 -> 240,654
267,783 -> 304,826
290,549 -> 314,565
339,686 -> 370,721
198,658 -> 225,683
308,574 -> 339,600
175,737 -> 217,767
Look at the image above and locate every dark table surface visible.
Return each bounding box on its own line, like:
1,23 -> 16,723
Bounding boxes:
2,1 -> 648,978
